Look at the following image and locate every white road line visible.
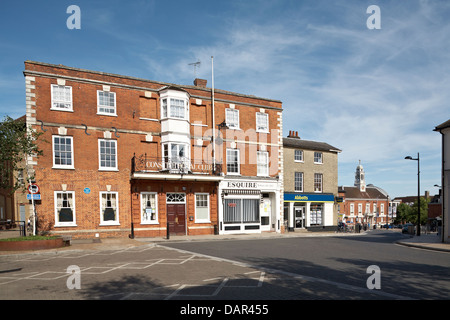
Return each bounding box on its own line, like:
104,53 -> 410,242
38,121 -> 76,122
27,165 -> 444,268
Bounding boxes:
158,244 -> 415,300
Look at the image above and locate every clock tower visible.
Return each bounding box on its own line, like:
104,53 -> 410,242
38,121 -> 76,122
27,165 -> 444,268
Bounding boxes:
354,160 -> 366,192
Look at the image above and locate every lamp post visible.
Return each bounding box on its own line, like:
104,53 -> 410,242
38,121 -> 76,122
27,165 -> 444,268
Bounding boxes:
405,153 -> 421,236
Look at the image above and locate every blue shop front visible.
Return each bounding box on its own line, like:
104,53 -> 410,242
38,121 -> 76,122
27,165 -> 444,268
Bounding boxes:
283,193 -> 336,231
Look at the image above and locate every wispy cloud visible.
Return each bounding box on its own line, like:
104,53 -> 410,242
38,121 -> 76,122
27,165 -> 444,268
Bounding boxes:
0,0 -> 446,197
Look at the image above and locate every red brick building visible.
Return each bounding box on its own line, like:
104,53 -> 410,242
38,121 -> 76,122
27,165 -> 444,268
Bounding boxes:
338,162 -> 389,227
23,61 -> 283,239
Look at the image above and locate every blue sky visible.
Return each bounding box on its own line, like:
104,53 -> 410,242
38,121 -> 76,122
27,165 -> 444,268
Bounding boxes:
0,0 -> 448,198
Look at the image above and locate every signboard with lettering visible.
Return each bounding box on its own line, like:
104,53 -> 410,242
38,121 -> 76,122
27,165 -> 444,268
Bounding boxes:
284,193 -> 335,203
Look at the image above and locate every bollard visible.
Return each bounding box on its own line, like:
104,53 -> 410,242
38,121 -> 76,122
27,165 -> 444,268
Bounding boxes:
166,221 -> 170,239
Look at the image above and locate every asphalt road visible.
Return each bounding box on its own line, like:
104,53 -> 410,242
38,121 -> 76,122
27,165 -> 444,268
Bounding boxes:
161,230 -> 450,300
0,230 -> 448,303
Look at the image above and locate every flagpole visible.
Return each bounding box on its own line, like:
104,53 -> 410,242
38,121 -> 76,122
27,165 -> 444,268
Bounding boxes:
211,56 -> 216,172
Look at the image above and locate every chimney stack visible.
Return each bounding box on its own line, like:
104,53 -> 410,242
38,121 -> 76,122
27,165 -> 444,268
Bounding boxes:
194,78 -> 207,87
287,130 -> 300,139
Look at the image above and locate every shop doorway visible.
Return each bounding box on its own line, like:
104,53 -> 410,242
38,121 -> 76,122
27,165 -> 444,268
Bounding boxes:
294,205 -> 306,229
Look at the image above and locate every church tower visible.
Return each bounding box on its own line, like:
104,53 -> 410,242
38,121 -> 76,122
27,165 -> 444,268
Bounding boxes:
354,160 -> 366,192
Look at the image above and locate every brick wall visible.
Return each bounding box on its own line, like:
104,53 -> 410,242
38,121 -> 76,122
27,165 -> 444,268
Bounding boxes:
24,61 -> 282,238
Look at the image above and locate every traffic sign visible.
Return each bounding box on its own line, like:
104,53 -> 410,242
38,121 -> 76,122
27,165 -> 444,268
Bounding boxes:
27,194 -> 41,200
28,184 -> 40,194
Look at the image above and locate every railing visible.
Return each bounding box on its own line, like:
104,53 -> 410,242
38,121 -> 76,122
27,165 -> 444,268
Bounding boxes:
132,154 -> 222,176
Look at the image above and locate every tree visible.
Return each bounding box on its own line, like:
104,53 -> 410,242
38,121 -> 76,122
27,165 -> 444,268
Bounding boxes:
0,116 -> 43,193
394,197 -> 430,225
395,202 -> 411,224
410,197 -> 430,226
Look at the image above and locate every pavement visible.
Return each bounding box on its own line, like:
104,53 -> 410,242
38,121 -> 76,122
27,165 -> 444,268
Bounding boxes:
0,228 -> 449,256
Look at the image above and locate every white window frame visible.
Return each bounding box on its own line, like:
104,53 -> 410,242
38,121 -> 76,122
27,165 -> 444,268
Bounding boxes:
162,142 -> 190,172
226,108 -> 240,129
256,112 -> 269,133
99,191 -> 119,226
358,203 -> 362,216
98,139 -> 118,171
195,193 -> 210,223
140,192 -> 158,224
365,203 -> 370,214
97,90 -> 117,116
257,151 -> 269,177
314,152 -> 323,164
54,191 -> 76,227
51,84 -> 73,111
52,135 -> 74,169
160,97 -> 188,120
294,150 -> 303,162
314,173 -> 323,192
350,203 -> 355,215
294,172 -> 303,192
226,148 -> 240,175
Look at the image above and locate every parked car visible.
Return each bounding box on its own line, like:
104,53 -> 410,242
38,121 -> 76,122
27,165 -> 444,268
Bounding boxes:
402,223 -> 415,234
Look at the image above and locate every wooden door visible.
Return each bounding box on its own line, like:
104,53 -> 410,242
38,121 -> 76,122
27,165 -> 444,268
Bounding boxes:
167,204 -> 186,235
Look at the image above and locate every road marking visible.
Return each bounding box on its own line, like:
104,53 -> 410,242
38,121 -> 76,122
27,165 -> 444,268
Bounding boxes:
160,244 -> 415,300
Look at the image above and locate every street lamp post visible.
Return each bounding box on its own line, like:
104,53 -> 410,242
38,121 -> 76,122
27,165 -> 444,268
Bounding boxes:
405,153 -> 421,236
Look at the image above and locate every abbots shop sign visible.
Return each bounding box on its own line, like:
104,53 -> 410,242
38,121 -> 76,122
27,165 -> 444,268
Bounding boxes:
284,193 -> 335,203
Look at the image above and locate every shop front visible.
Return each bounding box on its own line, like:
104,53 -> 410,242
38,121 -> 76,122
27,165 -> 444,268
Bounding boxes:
284,193 -> 336,231
218,178 -> 282,234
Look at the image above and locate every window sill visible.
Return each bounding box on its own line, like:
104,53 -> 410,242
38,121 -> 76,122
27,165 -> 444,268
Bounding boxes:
195,221 -> 211,224
52,166 -> 75,170
140,221 -> 159,225
99,222 -> 120,226
139,117 -> 159,122
50,108 -> 74,112
314,162 -> 323,165
55,223 -> 77,227
97,112 -> 117,117
98,168 -> 119,172
256,130 -> 270,134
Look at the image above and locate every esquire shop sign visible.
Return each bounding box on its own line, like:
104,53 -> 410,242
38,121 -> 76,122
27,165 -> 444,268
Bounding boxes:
226,181 -> 276,189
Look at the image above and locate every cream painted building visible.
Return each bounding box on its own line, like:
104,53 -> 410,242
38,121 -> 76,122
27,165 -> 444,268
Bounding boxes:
283,131 -> 341,231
